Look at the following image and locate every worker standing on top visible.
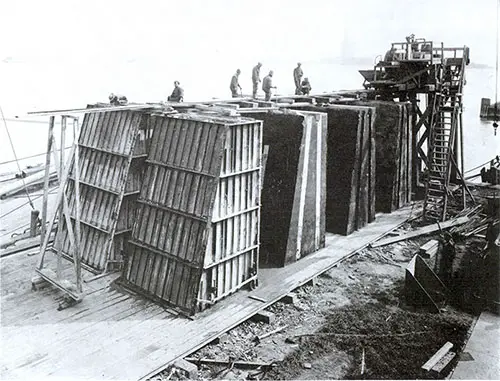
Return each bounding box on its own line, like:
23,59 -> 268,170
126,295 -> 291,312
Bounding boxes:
252,62 -> 262,98
262,70 -> 276,101
230,69 -> 242,98
168,81 -> 184,102
109,93 -> 128,106
384,47 -> 397,62
293,63 -> 303,95
301,78 -> 311,96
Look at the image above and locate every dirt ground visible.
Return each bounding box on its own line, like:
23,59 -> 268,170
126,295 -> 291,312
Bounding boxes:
151,186 -> 499,380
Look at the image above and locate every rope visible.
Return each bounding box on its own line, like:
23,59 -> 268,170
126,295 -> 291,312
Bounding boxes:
0,221 -> 32,239
0,105 -> 36,209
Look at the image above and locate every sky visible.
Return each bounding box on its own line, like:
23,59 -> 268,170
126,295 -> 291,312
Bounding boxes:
0,0 -> 498,111
0,0 -> 498,64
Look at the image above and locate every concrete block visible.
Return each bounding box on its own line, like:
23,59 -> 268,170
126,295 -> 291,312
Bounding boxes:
174,358 -> 198,379
251,310 -> 275,324
281,293 -> 298,304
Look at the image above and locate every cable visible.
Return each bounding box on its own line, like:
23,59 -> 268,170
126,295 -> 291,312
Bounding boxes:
494,0 -> 499,121
0,105 -> 36,209
0,147 -> 71,166
463,156 -> 500,174
0,188 -> 58,220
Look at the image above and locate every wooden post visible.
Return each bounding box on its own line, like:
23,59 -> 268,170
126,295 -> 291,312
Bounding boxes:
30,209 -> 40,237
39,116 -> 54,268
57,116 -> 67,278
73,118 -> 82,292
37,142 -> 77,270
459,111 -> 466,209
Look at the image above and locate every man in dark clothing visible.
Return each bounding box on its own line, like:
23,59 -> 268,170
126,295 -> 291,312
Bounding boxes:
252,62 -> 262,98
384,47 -> 397,62
301,77 -> 311,96
230,69 -> 242,98
262,70 -> 276,101
168,81 -> 184,102
293,63 -> 303,95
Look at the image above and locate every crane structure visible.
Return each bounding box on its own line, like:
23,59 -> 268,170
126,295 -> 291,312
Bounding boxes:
359,37 -> 472,220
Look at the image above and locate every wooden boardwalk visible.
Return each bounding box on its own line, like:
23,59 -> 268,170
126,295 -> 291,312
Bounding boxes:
0,205 -> 416,380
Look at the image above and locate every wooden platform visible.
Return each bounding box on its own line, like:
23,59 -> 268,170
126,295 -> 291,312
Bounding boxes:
0,205 -> 417,380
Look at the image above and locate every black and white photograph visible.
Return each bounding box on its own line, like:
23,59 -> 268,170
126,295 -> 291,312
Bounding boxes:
0,0 -> 499,380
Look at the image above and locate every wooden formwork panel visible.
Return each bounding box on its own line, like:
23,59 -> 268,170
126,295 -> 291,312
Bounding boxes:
122,114 -> 262,315
53,110 -> 147,273
352,101 -> 413,213
239,110 -> 326,267
291,104 -> 376,236
52,222 -> 126,272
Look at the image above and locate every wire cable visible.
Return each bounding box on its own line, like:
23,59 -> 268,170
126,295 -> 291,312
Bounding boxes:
495,0 -> 499,121
0,187 -> 58,220
0,105 -> 36,209
0,147 -> 71,166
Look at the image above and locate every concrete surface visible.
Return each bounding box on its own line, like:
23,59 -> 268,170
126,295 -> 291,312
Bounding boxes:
451,311 -> 500,380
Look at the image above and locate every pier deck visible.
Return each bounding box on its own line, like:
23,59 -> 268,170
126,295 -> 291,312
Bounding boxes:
1,205 -> 416,380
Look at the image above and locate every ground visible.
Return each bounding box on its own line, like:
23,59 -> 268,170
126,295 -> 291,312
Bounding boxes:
151,185 -> 498,380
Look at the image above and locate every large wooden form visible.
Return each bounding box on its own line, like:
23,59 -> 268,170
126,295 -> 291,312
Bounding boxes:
52,110 -> 149,273
405,254 -> 447,312
351,101 -> 413,213
239,109 -> 327,266
122,113 -> 263,315
292,104 -> 376,235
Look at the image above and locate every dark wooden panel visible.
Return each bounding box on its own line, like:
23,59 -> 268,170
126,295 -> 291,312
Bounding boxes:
291,104 -> 376,236
239,110 -> 326,266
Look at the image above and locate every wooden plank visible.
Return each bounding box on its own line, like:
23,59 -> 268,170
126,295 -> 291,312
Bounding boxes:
40,116 -> 54,255
73,119 -> 83,292
371,216 -> 469,247
0,204 -> 413,381
422,342 -> 453,371
431,351 -> 456,374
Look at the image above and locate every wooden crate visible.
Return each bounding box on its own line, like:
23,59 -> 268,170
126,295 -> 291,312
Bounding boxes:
291,104 -> 376,235
122,113 -> 262,315
52,109 -> 151,273
239,109 -> 327,267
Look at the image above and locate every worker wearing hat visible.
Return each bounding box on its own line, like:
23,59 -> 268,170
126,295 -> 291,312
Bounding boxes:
252,62 -> 262,99
230,69 -> 242,98
293,63 -> 303,95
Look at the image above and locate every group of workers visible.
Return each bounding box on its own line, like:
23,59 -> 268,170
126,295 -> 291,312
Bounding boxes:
230,62 -> 312,101
166,62 -> 312,103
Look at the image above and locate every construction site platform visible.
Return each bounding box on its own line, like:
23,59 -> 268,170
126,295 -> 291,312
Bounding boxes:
0,205 -> 415,380
451,311 -> 500,380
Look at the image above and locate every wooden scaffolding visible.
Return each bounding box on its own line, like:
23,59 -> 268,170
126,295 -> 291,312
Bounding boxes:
360,38 -> 474,220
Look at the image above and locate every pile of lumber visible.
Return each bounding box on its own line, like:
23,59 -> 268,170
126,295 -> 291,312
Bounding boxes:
239,109 -> 327,266
292,104 -> 376,235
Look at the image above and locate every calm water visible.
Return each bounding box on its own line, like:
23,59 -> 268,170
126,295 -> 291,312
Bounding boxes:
0,60 -> 498,175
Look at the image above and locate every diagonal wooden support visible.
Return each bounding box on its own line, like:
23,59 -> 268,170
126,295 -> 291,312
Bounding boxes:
40,116 -> 54,257
49,135 -> 82,293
